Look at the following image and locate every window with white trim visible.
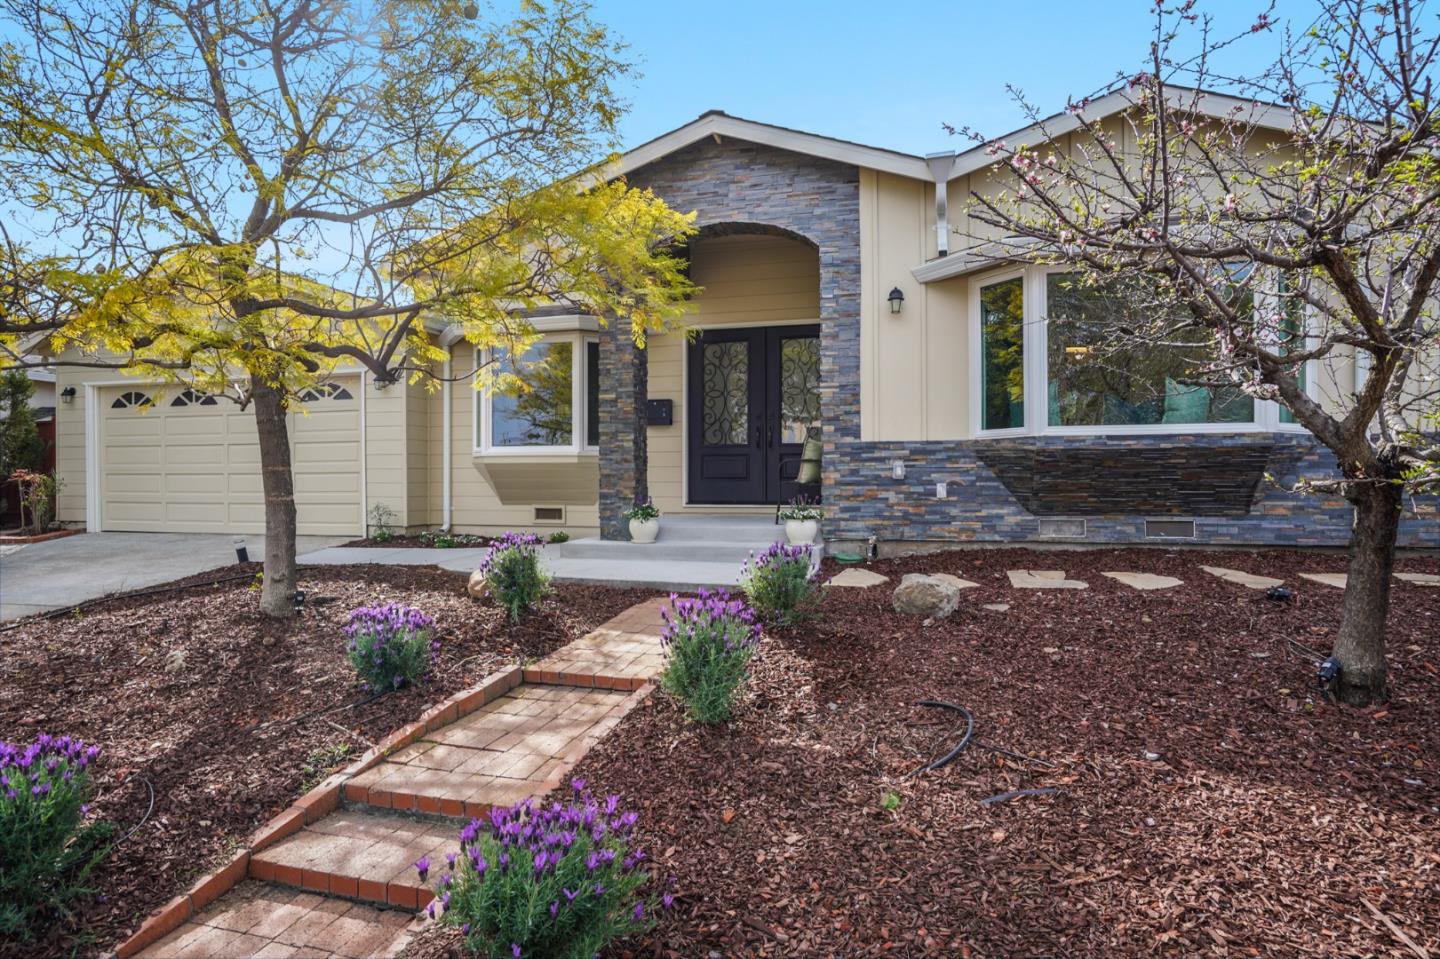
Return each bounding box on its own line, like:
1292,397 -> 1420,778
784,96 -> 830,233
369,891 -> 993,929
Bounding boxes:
970,266 -> 1314,437
476,333 -> 599,454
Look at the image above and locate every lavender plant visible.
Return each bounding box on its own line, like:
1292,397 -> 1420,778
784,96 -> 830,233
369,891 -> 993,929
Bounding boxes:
478,532 -> 549,623
343,603 -> 439,693
658,589 -> 761,724
420,781 -> 672,959
0,734 -> 111,939
738,542 -> 821,626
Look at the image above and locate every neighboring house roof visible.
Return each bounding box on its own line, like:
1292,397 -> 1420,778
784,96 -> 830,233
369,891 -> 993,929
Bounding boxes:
609,110 -> 934,182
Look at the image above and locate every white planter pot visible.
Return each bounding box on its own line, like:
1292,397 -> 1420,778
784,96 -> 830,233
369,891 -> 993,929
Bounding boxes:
629,517 -> 660,544
784,518 -> 819,546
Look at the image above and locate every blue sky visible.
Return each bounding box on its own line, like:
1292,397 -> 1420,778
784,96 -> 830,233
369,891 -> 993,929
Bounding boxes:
599,0 -> 1305,156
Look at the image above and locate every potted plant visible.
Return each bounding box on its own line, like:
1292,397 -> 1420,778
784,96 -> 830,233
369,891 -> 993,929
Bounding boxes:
624,494 -> 661,544
778,496 -> 823,546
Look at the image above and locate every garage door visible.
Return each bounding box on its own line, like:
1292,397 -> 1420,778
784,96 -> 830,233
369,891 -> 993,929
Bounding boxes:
99,379 -> 362,535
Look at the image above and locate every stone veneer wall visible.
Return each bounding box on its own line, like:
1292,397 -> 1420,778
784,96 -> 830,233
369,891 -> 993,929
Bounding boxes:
825,433 -> 1440,549
598,138 -> 861,537
596,137 -> 1438,549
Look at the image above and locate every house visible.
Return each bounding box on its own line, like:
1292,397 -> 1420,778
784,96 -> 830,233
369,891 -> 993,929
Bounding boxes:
48,95 -> 1439,550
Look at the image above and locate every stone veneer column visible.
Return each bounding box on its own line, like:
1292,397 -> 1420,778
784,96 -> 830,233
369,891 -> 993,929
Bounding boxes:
597,324 -> 647,540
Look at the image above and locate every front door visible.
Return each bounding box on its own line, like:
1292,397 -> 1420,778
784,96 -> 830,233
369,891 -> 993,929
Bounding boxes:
686,325 -> 821,504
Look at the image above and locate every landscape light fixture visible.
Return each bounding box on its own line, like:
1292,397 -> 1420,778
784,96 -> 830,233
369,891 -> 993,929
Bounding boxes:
888,287 -> 905,315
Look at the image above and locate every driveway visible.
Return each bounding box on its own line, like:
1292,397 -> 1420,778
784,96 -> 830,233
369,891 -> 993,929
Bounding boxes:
0,531 -> 350,621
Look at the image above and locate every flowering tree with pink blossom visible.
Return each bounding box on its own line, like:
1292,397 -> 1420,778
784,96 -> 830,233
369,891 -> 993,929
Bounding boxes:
953,0 -> 1440,704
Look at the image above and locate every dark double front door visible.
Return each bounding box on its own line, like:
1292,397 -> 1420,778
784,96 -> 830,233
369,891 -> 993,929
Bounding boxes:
686,325 -> 821,505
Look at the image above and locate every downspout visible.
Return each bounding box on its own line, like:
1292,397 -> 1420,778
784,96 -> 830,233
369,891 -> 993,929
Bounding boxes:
441,349 -> 452,531
438,325 -> 465,531
925,151 -> 956,257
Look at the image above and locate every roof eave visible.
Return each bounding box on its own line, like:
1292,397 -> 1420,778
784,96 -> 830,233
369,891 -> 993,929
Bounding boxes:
607,112 -> 933,182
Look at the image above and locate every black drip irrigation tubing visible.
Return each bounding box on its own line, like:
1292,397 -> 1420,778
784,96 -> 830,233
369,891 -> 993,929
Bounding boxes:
903,699 -> 1060,784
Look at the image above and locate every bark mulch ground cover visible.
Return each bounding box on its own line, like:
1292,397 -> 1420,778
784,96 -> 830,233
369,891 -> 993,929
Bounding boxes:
524,547 -> 1437,959
0,564 -> 654,959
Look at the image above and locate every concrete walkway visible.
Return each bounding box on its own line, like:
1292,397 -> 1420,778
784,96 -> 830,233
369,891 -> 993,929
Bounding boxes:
0,532 -> 347,621
135,600 -> 668,959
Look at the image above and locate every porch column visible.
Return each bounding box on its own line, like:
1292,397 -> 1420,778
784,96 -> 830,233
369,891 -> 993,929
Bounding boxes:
597,323 -> 648,539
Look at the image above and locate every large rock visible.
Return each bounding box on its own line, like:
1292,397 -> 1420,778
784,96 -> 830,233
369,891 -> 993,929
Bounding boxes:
892,573 -> 962,619
466,570 -> 490,600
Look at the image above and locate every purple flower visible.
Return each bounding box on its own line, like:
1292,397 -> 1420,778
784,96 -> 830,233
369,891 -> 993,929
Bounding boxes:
414,856 -> 429,882
570,777 -> 586,793
549,900 -> 559,917
633,901 -> 645,921
662,893 -> 675,910
512,946 -> 522,958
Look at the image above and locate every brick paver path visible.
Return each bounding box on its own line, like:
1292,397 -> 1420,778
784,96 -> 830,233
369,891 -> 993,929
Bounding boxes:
523,597 -> 668,688
138,600 -> 667,958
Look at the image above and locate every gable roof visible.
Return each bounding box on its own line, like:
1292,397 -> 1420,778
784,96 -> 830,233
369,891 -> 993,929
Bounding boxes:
937,84 -> 1298,183
609,110 -> 933,182
610,86 -> 1301,190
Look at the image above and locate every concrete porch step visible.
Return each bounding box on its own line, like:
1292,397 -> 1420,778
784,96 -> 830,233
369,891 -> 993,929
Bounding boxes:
544,556 -> 746,590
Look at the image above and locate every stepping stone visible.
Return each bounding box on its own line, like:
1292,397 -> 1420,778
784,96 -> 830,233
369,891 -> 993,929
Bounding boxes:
1102,571 -> 1183,591
1199,566 -> 1284,590
930,573 -> 979,590
1006,569 -> 1089,590
1299,572 -> 1348,588
1396,572 -> 1440,586
827,568 -> 889,588
983,603 -> 1011,612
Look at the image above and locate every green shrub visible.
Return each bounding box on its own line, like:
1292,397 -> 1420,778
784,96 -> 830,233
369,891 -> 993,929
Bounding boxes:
419,529 -> 488,549
547,530 -> 570,544
421,783 -> 671,959
658,589 -> 761,725
343,603 -> 438,692
0,734 -> 111,940
479,532 -> 549,623
738,542 -> 822,626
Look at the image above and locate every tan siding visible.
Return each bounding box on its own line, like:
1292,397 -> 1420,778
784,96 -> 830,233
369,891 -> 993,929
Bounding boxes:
644,234 -> 819,513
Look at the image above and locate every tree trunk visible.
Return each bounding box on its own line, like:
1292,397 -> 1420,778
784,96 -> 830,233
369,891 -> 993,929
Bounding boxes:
1331,481 -> 1403,705
252,376 -> 298,619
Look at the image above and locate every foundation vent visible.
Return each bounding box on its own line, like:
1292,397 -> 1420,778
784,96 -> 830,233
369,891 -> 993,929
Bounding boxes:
1144,518 -> 1196,539
1037,518 -> 1087,539
533,506 -> 566,524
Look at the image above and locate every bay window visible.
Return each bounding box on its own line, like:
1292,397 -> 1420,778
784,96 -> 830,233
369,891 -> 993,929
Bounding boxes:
971,266 -> 1310,436
477,333 -> 599,454
1044,273 -> 1253,428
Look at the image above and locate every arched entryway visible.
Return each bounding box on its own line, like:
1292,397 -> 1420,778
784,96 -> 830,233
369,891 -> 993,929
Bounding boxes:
657,226 -> 822,507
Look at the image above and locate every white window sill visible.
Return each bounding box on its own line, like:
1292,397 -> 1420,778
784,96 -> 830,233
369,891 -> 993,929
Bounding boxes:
473,448 -> 599,465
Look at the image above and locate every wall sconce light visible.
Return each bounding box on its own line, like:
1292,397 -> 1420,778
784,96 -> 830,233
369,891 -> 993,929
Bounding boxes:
888,287 -> 905,315
890,458 -> 906,480
60,386 -> 76,405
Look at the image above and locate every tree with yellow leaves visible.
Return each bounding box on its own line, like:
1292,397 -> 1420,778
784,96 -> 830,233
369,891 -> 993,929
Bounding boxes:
0,0 -> 696,617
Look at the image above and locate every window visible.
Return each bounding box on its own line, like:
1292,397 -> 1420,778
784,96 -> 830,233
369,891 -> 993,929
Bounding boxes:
297,382 -> 353,402
477,333 -> 599,454
979,275 -> 1025,431
1276,276 -> 1307,426
586,340 -> 601,448
110,390 -> 153,409
170,389 -> 218,407
1044,273 -> 1253,427
970,265 -> 1305,436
